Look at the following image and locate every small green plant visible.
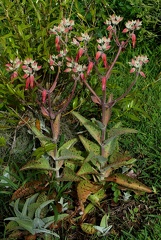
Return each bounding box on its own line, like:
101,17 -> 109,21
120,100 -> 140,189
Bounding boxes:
5,193 -> 69,239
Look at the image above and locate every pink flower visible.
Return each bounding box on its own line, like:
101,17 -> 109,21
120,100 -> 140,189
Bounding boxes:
102,76 -> 106,91
95,51 -> 102,60
122,28 -> 129,33
25,75 -> 35,90
29,75 -> 34,88
131,33 -> 136,48
139,71 -> 146,78
42,89 -> 47,104
101,53 -> 108,68
5,57 -> 22,80
87,62 -> 94,75
80,73 -> 85,80
130,68 -> 136,73
129,55 -> 149,77
123,20 -> 142,33
11,71 -> 18,80
75,48 -> 84,62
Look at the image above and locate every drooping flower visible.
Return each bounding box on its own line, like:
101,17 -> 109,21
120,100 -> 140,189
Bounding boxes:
102,76 -> 106,91
87,62 -> 94,75
131,33 -> 136,48
22,58 -> 41,89
75,48 -> 84,62
42,89 -> 47,104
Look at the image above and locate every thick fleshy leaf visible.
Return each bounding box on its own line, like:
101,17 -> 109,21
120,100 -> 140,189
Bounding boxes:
43,213 -> 69,227
14,219 -> 34,234
77,162 -> 98,176
58,149 -> 84,161
20,158 -> 54,171
106,173 -> 152,193
81,223 -> 97,234
58,138 -> 78,155
102,158 -> 136,178
79,135 -> 100,155
104,137 -> 119,158
77,180 -> 101,212
72,111 -> 101,144
88,188 -> 106,206
59,167 -> 82,182
31,125 -> 51,146
11,181 -> 47,200
108,127 -> 138,139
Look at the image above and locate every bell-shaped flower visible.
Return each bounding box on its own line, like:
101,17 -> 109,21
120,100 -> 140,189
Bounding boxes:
87,62 -> 94,75
42,89 -> 47,104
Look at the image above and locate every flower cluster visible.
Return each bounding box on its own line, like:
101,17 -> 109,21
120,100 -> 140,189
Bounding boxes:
105,14 -> 123,30
97,37 -> 111,52
49,18 -> 74,35
22,58 -> 42,89
95,37 -> 111,68
49,49 -> 68,71
122,20 -> 142,33
5,58 -> 22,80
76,32 -> 91,42
64,57 -> 87,80
129,55 -> 149,77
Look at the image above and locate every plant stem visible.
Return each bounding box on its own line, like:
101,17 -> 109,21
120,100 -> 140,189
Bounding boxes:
101,44 -> 124,157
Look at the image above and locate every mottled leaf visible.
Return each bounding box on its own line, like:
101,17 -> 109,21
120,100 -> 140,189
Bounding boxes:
20,158 -> 54,171
11,181 -> 47,200
77,180 -> 101,212
77,162 -> 98,176
59,167 -> 82,182
88,188 -> 106,206
72,111 -> 101,144
106,173 -> 152,193
81,223 -> 97,234
79,135 -> 100,155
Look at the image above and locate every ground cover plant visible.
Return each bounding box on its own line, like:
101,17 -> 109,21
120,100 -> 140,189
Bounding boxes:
0,0 -> 161,239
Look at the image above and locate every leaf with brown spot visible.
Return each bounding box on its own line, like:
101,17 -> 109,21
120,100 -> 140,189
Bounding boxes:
11,180 -> 47,200
77,180 -> 101,212
81,223 -> 97,234
106,173 -> 152,193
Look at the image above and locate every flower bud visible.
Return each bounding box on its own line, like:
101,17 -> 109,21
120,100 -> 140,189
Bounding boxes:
42,89 -> 47,104
87,62 -> 94,75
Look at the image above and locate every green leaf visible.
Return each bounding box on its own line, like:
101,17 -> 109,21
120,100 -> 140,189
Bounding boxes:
35,199 -> 55,219
101,158 -> 137,177
0,136 -> 6,146
31,125 -> 52,146
72,111 -> 101,144
106,173 -> 152,193
59,167 -> 82,182
20,158 -> 54,171
77,180 -> 101,208
43,213 -> 69,227
77,162 -> 98,176
81,223 -> 97,234
16,219 -> 34,234
88,188 -> 106,206
58,138 -> 78,155
58,148 -> 84,161
79,135 -> 100,155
